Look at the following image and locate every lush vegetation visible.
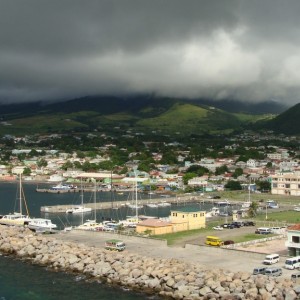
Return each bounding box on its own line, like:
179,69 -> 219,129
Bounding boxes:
0,96 -> 278,136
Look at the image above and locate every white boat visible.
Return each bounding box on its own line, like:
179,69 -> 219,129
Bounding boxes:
126,203 -> 143,209
66,205 -> 92,214
157,201 -> 171,207
0,212 -> 32,226
75,179 -> 101,231
0,175 -> 33,226
66,179 -> 91,214
76,219 -> 103,231
51,183 -> 77,190
206,207 -> 220,218
146,203 -> 158,208
28,218 -> 57,233
294,207 -> 300,212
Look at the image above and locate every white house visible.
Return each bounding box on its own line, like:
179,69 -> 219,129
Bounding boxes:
285,224 -> 300,256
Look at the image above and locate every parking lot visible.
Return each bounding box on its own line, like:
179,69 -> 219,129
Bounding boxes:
55,227 -> 295,279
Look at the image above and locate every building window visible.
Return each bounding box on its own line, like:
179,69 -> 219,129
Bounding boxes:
182,215 -> 185,218
286,184 -> 290,188
273,183 -> 277,188
292,236 -> 300,243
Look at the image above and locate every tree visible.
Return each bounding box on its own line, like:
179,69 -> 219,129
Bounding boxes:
23,167 -> 31,176
224,180 -> 242,190
248,201 -> 258,217
233,168 -> 243,178
183,172 -> 197,185
215,165 -> 229,175
61,160 -> 73,170
37,158 -> 48,168
257,181 -> 271,192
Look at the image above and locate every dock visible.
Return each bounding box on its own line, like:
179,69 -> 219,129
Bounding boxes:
40,194 -> 210,213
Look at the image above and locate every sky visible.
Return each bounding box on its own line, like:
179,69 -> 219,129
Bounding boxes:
1,0 -> 300,106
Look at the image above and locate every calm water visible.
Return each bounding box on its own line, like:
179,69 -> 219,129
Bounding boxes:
0,255 -> 155,300
0,181 -> 163,299
0,181 -> 232,299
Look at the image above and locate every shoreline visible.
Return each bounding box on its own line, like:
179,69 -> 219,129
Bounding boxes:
0,225 -> 299,299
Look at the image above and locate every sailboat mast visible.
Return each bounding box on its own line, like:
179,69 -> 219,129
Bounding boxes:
19,173 -> 22,214
94,179 -> 97,221
135,177 -> 138,218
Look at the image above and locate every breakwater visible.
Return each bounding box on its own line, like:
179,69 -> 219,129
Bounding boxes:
0,226 -> 299,299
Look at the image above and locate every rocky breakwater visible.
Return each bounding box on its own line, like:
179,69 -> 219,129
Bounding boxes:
0,226 -> 300,300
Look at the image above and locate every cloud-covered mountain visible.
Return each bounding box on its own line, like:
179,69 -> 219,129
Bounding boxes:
1,1 -> 300,105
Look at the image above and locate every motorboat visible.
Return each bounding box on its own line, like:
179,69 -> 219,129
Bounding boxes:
28,218 -> 57,233
0,212 -> 32,226
51,183 -> 77,190
66,206 -> 92,214
76,219 -> 103,231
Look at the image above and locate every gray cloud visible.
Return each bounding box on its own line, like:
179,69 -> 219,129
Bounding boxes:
0,0 -> 299,105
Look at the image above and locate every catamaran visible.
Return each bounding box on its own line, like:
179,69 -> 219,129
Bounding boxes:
0,174 -> 32,226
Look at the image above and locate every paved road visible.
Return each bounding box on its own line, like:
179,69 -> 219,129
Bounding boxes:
54,229 -> 294,279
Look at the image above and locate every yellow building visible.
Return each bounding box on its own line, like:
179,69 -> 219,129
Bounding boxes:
136,219 -> 173,235
170,208 -> 206,231
136,208 -> 206,235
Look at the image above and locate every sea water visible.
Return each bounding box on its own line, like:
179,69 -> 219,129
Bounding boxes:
0,181 -> 228,299
0,255 -> 155,300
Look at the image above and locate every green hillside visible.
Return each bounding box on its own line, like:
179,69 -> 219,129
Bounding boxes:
263,103 -> 300,135
0,97 -> 276,136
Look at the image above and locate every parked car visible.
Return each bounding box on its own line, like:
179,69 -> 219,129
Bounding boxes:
230,222 -> 241,228
264,267 -> 282,277
213,226 -> 223,231
224,240 -> 235,245
222,223 -> 235,229
244,221 -> 255,226
253,267 -> 266,275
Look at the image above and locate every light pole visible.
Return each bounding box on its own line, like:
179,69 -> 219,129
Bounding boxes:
266,203 -> 268,220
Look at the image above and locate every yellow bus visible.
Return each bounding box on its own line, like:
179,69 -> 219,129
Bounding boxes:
205,236 -> 223,246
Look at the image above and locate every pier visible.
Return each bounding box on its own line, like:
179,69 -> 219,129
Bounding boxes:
40,194 -> 214,213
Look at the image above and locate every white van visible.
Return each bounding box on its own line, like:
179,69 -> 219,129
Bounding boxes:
263,254 -> 280,265
285,256 -> 300,270
255,227 -> 271,234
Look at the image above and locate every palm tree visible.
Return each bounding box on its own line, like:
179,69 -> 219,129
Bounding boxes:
248,201 -> 258,217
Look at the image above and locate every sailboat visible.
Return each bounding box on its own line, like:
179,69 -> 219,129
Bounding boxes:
0,175 -> 57,231
120,174 -> 140,228
0,174 -> 32,226
65,179 -> 92,214
76,179 -> 103,231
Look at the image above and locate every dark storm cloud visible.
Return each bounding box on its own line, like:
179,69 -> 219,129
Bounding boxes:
0,0 -> 299,105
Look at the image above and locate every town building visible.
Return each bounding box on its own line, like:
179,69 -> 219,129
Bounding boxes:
271,171 -> 300,196
286,224 -> 300,256
136,208 -> 206,235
